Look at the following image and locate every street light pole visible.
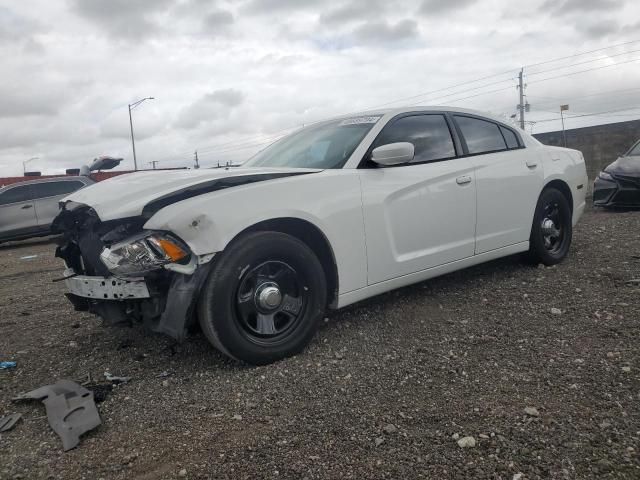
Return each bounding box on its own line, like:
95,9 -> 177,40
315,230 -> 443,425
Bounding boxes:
128,97 -> 154,171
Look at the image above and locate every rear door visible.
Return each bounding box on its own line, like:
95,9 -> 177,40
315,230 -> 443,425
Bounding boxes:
32,180 -> 87,227
452,114 -> 544,254
358,113 -> 477,285
0,184 -> 38,238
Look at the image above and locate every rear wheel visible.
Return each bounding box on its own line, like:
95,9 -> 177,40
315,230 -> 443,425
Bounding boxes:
527,187 -> 572,266
198,231 -> 327,365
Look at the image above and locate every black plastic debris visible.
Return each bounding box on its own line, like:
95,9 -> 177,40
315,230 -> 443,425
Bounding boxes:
0,413 -> 22,432
12,380 -> 101,451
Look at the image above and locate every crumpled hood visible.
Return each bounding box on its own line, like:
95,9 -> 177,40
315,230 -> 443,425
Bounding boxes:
63,167 -> 321,221
605,155 -> 640,176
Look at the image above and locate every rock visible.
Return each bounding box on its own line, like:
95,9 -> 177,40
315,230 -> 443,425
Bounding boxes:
513,474 -> 524,480
382,424 -> 397,435
622,366 -> 631,373
178,469 -> 187,477
374,437 -> 385,447
550,308 -> 562,315
524,407 -> 540,417
479,434 -> 489,439
161,380 -> 169,387
232,414 -> 243,421
457,436 -> 476,448
452,433 -> 460,440
69,341 -> 78,347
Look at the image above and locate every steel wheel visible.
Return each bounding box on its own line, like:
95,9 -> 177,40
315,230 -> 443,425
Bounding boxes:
540,201 -> 565,254
235,261 -> 307,344
527,187 -> 573,266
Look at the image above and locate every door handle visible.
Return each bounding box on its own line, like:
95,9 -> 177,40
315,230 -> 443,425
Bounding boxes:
526,160 -> 538,169
456,175 -> 472,185
21,204 -> 33,209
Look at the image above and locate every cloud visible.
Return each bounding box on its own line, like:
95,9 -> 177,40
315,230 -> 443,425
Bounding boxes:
319,1 -> 390,26
579,19 -> 620,38
419,0 -> 477,16
176,89 -> 246,130
351,19 -> 420,46
70,0 -> 173,39
542,0 -> 624,15
202,9 -> 234,31
243,0 -> 324,15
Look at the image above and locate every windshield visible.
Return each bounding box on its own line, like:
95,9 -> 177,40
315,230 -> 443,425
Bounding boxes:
627,141 -> 640,157
243,116 -> 381,169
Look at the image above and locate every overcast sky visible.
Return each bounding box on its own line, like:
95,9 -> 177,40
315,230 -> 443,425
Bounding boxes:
1,0 -> 640,175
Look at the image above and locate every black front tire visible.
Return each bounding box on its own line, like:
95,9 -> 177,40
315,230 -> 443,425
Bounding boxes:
527,187 -> 573,266
198,231 -> 327,365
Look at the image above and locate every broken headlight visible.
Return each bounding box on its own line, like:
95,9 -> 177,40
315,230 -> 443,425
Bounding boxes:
100,232 -> 190,277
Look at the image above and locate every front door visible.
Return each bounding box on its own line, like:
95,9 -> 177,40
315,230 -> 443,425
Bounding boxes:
358,114 -> 477,285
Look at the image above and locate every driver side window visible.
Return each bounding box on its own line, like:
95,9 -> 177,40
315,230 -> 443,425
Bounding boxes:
373,114 -> 456,164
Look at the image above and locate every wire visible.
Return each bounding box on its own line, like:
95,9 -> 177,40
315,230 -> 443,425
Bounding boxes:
523,39 -> 640,69
525,48 -> 640,77
528,57 -> 640,84
532,106 -> 640,123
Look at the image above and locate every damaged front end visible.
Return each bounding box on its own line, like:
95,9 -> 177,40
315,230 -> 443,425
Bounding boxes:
53,202 -> 213,341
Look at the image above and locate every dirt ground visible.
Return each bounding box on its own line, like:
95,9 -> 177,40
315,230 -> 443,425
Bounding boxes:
1,206 -> 639,480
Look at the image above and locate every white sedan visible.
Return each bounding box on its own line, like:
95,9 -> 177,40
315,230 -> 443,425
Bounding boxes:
54,107 -> 588,364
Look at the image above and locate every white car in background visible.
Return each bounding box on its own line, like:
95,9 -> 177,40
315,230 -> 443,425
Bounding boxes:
53,107 -> 587,365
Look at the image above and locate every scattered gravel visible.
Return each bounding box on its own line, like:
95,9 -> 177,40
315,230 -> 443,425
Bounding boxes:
1,206 -> 639,479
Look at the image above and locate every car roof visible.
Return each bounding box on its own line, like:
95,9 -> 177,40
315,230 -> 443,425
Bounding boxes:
326,105 -> 519,128
0,176 -> 92,193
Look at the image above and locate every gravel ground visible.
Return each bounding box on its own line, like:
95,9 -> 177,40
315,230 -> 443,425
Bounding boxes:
1,206 -> 639,480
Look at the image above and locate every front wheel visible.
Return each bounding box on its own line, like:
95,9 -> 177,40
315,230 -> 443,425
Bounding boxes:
527,187 -> 573,266
197,231 -> 327,365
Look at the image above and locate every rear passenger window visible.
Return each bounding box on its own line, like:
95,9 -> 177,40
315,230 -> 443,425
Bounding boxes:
0,185 -> 33,205
455,116 -> 507,155
500,126 -> 520,149
373,114 -> 456,164
32,181 -> 85,199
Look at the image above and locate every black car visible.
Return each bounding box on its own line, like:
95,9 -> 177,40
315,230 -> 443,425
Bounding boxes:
593,139 -> 640,207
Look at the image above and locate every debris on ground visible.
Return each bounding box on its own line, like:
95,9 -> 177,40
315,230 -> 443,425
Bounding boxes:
0,413 -> 22,432
19,255 -> 39,260
0,361 -> 17,369
12,380 -> 102,451
524,406 -> 540,417
457,436 -> 477,448
104,372 -> 131,384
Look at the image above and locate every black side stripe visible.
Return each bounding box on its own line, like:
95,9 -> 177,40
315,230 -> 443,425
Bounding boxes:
141,172 -> 312,218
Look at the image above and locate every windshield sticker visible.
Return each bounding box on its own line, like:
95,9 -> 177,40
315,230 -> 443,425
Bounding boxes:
339,116 -> 381,126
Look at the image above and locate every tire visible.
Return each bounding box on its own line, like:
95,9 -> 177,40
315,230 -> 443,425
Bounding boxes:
527,187 -> 573,266
197,231 -> 327,365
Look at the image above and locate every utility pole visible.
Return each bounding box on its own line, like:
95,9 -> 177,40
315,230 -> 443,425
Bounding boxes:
194,150 -> 200,169
560,104 -> 569,148
518,68 -> 525,130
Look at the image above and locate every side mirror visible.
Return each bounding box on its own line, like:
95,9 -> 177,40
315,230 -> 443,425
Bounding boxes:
370,142 -> 415,166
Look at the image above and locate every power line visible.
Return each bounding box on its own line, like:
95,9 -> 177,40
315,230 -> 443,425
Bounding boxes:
528,57 -> 640,84
150,41 -> 640,163
532,106 -> 640,123
523,39 -> 640,69
525,48 -> 640,77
